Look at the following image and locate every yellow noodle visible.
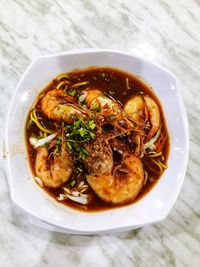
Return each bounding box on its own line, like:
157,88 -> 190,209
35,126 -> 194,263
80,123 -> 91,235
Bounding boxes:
158,160 -> 167,169
56,80 -> 67,90
39,131 -> 44,138
56,73 -> 69,81
148,151 -> 162,158
152,159 -> 163,173
30,110 -> 53,134
71,81 -> 89,88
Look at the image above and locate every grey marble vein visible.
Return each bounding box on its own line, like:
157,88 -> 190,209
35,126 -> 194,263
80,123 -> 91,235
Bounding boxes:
0,0 -> 200,266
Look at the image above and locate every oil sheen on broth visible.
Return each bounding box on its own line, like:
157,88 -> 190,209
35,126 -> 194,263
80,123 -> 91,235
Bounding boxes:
26,67 -> 169,211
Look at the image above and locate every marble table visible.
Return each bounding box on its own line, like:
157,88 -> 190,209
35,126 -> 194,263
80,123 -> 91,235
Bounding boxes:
0,1 -> 199,266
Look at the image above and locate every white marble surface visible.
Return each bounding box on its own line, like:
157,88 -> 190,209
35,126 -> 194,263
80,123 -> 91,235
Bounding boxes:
0,0 -> 200,266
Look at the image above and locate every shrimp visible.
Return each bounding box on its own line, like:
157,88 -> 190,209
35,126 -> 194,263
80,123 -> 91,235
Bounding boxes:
124,95 -> 145,125
124,95 -> 161,141
144,95 -> 161,141
35,144 -> 73,188
86,153 -> 144,204
84,135 -> 113,175
85,89 -> 103,107
85,89 -> 119,111
41,89 -> 81,123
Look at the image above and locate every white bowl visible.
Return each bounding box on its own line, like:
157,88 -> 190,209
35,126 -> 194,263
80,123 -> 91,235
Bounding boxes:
5,49 -> 189,234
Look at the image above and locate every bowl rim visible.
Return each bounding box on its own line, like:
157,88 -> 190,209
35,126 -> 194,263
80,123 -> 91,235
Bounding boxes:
5,48 -> 189,234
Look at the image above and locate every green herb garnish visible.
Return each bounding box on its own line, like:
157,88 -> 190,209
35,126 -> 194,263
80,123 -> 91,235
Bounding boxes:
70,179 -> 76,187
55,136 -> 62,153
65,118 -> 96,160
77,147 -> 89,160
79,127 -> 88,137
56,136 -> 62,146
44,142 -> 50,148
64,85 -> 68,92
88,118 -> 96,130
61,121 -> 66,127
76,166 -> 83,173
91,102 -> 101,112
90,132 -> 95,139
67,141 -> 72,151
69,89 -> 77,96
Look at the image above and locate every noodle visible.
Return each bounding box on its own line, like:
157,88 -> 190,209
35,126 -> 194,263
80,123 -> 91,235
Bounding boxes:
30,110 -> 53,134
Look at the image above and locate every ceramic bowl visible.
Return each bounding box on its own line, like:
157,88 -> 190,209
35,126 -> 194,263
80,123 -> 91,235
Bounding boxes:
5,49 -> 189,234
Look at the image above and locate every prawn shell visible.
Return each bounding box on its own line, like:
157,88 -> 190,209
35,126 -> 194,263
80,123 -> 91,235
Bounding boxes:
35,146 -> 73,188
85,89 -> 103,107
41,89 -> 80,122
86,154 -> 144,204
144,95 -> 161,141
124,95 -> 144,124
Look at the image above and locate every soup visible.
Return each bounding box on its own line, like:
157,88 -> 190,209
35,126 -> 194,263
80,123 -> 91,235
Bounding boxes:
25,67 -> 169,211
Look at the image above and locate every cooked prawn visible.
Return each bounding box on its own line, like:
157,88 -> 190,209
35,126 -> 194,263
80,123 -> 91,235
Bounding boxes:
85,89 -> 103,107
124,95 -> 146,125
86,153 -> 144,204
41,89 -> 81,123
124,95 -> 161,141
144,95 -> 161,141
84,135 -> 113,175
85,89 -> 118,111
35,144 -> 73,188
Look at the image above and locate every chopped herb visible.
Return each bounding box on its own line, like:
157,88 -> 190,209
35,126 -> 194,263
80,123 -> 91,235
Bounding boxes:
77,147 -> 89,160
69,89 -> 77,96
101,73 -> 106,78
90,132 -> 96,139
68,89 -> 81,102
91,102 -> 101,112
64,85 -> 68,91
88,119 -> 96,130
56,136 -> 62,146
76,92 -> 81,99
55,136 -> 62,153
65,118 -> 96,160
61,121 -> 66,127
70,179 -> 76,187
76,166 -> 83,173
79,127 -> 88,137
67,142 -> 72,151
44,142 -> 50,147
